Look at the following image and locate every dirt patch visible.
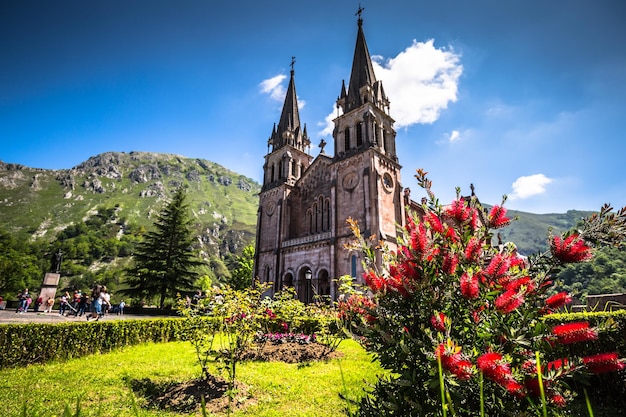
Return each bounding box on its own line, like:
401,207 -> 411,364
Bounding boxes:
129,342 -> 342,413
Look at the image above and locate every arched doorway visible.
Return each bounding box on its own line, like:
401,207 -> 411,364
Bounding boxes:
298,267 -> 313,303
318,269 -> 330,299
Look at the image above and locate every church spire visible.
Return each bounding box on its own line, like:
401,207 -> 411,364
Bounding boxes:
344,8 -> 378,113
270,56 -> 308,152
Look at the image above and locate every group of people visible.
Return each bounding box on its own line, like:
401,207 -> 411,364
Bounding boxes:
11,286 -> 125,319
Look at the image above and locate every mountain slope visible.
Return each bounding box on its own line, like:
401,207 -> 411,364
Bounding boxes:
0,152 -> 261,258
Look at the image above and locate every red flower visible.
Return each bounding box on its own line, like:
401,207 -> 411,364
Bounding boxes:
426,211 -> 444,234
495,289 -> 524,314
464,237 -> 482,262
364,270 -> 386,293
460,272 -> 480,299
505,276 -> 535,293
442,252 -> 459,275
445,199 -> 472,223
436,342 -> 473,380
488,205 -> 511,228
545,292 -> 573,310
550,395 -> 567,408
431,312 -> 446,332
583,352 -> 626,374
546,358 -> 569,371
552,321 -> 598,345
477,352 -> 514,386
485,254 -> 511,279
550,234 -> 592,264
406,218 -> 429,259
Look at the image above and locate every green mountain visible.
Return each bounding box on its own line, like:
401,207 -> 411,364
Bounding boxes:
0,151 -> 260,261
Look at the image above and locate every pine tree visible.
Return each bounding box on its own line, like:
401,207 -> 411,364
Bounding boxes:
123,186 -> 203,308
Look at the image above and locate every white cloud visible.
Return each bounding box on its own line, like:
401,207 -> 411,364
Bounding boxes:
318,39 -> 462,136
319,104 -> 342,137
259,74 -> 306,108
448,130 -> 461,142
509,174 -> 553,200
373,39 -> 462,128
259,74 -> 286,101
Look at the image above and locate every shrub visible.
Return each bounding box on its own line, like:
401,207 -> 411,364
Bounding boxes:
347,170 -> 626,416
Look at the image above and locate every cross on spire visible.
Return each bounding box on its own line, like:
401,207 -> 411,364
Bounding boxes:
356,4 -> 365,23
290,56 -> 296,73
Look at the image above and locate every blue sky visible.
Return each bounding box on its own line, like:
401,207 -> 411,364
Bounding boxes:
1,0 -> 625,214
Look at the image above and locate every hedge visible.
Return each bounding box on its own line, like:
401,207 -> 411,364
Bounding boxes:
0,318 -> 187,368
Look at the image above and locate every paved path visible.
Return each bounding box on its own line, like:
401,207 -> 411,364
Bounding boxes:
0,308 -> 163,324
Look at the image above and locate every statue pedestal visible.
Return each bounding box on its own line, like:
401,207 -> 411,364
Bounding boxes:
39,273 -> 60,309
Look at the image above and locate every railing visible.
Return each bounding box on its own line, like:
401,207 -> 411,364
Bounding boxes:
282,232 -> 333,248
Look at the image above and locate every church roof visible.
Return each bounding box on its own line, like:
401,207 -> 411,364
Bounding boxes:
274,66 -> 301,147
344,16 -> 378,112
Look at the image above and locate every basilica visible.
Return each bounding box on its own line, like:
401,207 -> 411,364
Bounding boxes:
253,14 -> 407,302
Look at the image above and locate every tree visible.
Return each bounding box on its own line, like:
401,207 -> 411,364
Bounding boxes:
226,245 -> 255,290
123,187 -> 204,308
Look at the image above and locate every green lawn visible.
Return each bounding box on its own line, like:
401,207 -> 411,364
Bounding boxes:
0,339 -> 383,417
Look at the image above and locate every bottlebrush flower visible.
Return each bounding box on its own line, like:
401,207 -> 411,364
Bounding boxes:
442,252 -> 459,275
550,395 -> 567,408
545,292 -> 573,310
552,321 -> 598,345
485,253 -> 511,279
430,312 -> 447,332
505,276 -> 535,293
409,221 -> 429,259
426,211 -> 444,234
550,234 -> 592,264
460,272 -> 480,299
465,237 -> 482,262
488,205 -> 511,228
477,352 -> 514,386
436,342 -> 473,380
495,289 -> 524,314
582,352 -> 626,374
445,199 -> 472,223
364,270 -> 386,293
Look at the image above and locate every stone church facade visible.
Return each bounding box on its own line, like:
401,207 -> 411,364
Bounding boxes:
253,15 -> 406,302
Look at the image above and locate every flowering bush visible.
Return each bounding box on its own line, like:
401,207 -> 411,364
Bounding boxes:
347,169 -> 626,416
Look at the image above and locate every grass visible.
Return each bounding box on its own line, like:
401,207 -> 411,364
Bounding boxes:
0,339 -> 382,417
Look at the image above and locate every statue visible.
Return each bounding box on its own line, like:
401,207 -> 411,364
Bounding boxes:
50,249 -> 63,274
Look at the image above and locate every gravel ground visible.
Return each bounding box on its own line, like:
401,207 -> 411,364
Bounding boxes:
0,308 -> 160,324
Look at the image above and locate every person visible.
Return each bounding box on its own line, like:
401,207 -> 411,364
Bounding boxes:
78,292 -> 89,316
87,284 -> 103,321
16,289 -> 30,314
59,292 -> 69,315
100,286 -> 111,317
117,300 -> 125,315
0,294 -> 4,310
44,297 -> 54,313
34,294 -> 43,312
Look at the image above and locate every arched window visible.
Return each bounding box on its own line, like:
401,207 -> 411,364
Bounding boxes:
356,122 -> 363,147
351,255 -> 357,278
318,196 -> 324,231
271,164 -> 275,182
375,123 -> 381,149
325,199 -> 331,230
307,209 -> 313,234
344,127 -> 351,151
